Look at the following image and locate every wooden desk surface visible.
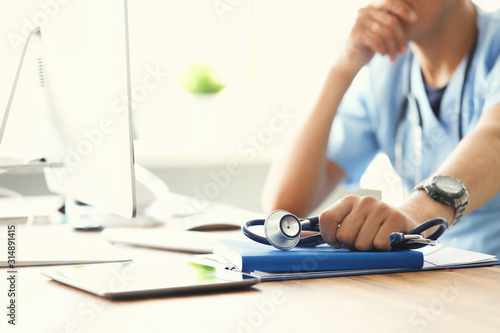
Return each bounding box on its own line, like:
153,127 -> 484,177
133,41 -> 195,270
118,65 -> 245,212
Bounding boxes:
1,225 -> 499,333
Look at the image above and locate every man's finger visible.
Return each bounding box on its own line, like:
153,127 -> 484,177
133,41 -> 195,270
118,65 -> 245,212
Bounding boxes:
370,9 -> 408,55
319,196 -> 358,248
372,0 -> 418,23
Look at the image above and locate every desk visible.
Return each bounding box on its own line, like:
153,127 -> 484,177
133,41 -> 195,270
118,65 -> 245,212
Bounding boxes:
1,225 -> 499,333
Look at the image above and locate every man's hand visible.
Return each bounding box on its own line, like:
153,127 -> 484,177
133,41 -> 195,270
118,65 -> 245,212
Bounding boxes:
319,195 -> 419,251
339,0 -> 417,72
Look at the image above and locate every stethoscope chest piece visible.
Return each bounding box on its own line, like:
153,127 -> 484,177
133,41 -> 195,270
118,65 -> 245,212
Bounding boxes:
264,210 -> 302,250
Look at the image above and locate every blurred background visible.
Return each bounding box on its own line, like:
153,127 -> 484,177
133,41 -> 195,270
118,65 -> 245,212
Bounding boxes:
0,0 -> 498,215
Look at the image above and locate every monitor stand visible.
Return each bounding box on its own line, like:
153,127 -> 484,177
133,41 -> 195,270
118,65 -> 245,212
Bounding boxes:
64,164 -> 169,230
0,27 -> 63,172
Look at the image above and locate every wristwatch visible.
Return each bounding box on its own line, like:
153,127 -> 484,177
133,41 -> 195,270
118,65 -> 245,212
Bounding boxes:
413,175 -> 469,228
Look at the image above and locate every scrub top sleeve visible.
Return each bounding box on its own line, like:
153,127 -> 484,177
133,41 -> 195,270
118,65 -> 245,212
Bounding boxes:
482,59 -> 500,114
326,81 -> 379,187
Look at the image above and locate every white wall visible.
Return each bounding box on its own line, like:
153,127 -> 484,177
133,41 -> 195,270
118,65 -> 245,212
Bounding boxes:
1,0 -> 498,213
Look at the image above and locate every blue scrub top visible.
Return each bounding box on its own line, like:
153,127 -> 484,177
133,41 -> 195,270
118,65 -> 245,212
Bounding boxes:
327,6 -> 500,257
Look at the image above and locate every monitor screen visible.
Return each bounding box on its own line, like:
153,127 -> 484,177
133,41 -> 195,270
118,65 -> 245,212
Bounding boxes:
34,0 -> 136,218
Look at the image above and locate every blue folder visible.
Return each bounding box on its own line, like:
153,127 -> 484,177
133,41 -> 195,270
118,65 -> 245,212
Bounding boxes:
213,239 -> 424,273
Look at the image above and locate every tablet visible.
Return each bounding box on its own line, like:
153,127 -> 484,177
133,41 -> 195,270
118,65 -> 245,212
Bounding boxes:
42,260 -> 260,300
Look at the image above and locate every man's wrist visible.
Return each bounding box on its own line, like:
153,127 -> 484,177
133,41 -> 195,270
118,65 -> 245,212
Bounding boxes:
413,175 -> 469,228
332,51 -> 366,81
398,190 -> 455,233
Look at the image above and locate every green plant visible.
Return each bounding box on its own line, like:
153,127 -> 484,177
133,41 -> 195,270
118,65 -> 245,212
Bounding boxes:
177,60 -> 225,94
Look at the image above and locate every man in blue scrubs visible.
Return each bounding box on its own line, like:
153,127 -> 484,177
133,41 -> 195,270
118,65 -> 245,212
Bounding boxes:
262,0 -> 500,257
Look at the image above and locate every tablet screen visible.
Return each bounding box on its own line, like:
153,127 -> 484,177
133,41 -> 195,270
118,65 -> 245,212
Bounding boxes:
42,260 -> 260,300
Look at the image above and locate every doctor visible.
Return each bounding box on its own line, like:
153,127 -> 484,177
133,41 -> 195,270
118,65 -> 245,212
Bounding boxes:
262,0 -> 500,257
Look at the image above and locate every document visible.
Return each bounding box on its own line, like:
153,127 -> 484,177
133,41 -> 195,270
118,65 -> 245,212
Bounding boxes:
0,225 -> 130,267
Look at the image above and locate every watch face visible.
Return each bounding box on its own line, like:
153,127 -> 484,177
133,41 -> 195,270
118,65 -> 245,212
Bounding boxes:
433,175 -> 464,196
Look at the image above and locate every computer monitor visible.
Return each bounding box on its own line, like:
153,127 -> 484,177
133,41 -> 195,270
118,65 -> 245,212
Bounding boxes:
1,0 -> 136,218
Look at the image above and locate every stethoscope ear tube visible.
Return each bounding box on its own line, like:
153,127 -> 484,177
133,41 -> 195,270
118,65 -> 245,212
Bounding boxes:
396,40 -> 477,192
390,217 -> 448,249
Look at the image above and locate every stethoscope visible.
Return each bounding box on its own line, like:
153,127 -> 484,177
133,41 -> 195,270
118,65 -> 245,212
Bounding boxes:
243,210 -> 448,251
395,40 -> 477,189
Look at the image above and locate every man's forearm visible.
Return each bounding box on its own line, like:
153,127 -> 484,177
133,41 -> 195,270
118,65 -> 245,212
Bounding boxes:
261,61 -> 358,215
399,104 -> 500,226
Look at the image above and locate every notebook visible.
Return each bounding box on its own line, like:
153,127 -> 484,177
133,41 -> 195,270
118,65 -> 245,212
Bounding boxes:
212,239 -> 424,272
